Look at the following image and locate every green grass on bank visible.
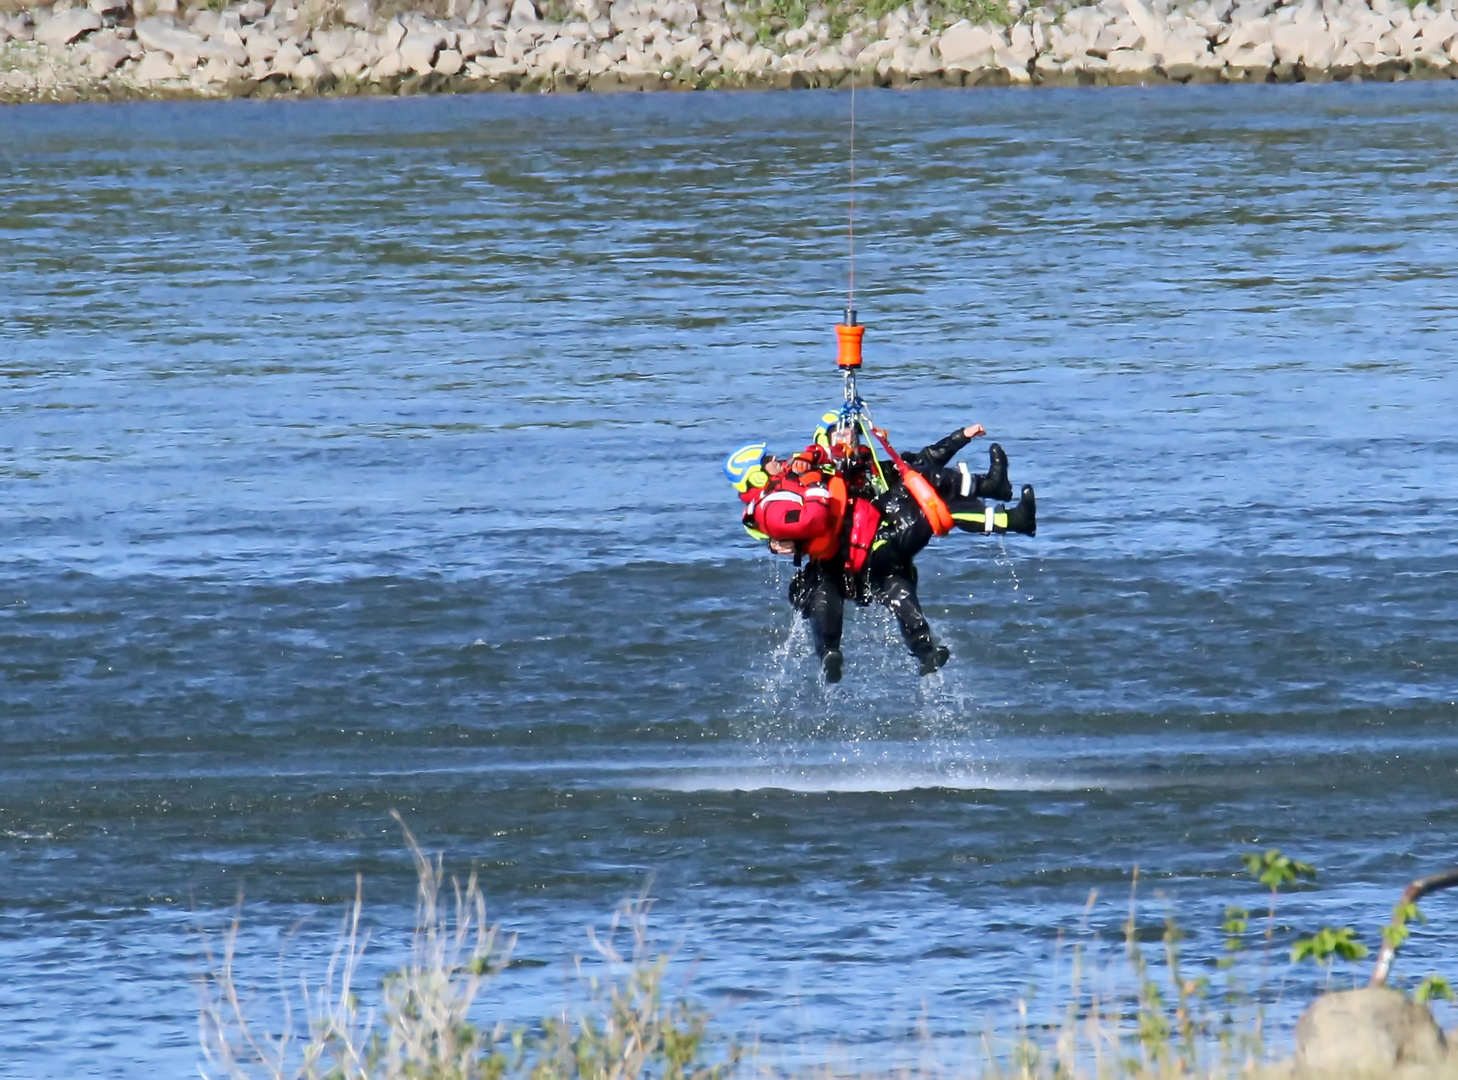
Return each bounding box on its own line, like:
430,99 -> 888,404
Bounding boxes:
197,819 -> 1454,1080
736,0 -> 1015,41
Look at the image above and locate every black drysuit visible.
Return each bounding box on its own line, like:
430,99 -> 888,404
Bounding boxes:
789,429 -> 993,663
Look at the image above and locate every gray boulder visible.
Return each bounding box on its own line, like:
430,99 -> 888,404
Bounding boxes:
36,8 -> 102,47
5,14 -> 35,42
79,31 -> 133,72
509,0 -> 538,27
135,17 -> 205,60
400,29 -> 444,72
1295,987 -> 1448,1075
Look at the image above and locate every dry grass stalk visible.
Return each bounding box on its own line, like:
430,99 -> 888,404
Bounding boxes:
196,814 -> 733,1080
533,892 -> 735,1080
201,834 -> 1426,1080
197,809 -> 508,1080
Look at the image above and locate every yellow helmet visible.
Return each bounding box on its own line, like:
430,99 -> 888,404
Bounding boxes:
812,412 -> 841,449
724,442 -> 770,494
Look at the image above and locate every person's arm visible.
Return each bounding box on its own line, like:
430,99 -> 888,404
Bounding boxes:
908,425 -> 985,471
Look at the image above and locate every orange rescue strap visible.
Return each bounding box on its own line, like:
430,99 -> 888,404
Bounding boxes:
868,427 -> 953,537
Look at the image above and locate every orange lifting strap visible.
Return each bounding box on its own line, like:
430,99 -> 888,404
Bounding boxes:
869,427 -> 954,537
835,323 -> 864,369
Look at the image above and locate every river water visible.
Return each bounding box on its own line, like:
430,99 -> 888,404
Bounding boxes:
2,84 -> 1458,1077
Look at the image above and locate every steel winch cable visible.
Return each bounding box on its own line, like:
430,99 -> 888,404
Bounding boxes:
847,72 -> 856,327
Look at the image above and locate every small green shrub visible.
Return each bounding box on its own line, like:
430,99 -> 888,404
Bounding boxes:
1415,974 -> 1455,1005
1240,849 -> 1316,894
1291,926 -> 1367,967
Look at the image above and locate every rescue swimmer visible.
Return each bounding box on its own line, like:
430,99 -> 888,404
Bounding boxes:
722,311 -> 1036,683
726,420 -> 1035,681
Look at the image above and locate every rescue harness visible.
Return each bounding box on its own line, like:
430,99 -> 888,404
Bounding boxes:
834,308 -> 954,540
742,308 -> 953,564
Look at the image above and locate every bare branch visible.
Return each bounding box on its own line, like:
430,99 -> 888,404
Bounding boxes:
1370,867 -> 1458,987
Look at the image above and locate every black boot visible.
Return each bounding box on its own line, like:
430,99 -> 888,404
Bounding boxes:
973,443 -> 1012,502
918,644 -> 950,676
1004,485 -> 1036,537
822,648 -> 844,684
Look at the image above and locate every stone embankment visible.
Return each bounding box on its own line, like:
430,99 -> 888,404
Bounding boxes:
1,0 -> 1457,101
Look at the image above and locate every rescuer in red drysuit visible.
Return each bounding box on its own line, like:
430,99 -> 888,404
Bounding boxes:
739,451 -> 843,551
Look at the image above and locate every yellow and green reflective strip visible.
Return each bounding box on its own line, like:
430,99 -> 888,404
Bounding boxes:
950,512 -> 1009,530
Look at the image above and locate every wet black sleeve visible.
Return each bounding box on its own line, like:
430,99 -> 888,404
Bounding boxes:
905,429 -> 970,471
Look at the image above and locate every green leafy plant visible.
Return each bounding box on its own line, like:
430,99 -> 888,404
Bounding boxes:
1291,926 -> 1368,966
1383,903 -> 1456,1009
1241,849 -> 1317,894
1237,849 -> 1316,1046
1241,848 -> 1315,957
1219,905 -> 1250,967
1382,900 -> 1424,952
1416,974 -> 1455,1005
1292,925 -> 1368,992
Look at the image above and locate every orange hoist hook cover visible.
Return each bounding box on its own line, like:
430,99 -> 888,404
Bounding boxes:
835,323 -> 864,369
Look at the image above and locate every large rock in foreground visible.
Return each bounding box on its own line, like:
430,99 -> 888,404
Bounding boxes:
1295,987 -> 1450,1076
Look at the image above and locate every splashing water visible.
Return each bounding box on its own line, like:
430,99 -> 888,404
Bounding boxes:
992,533 -> 1023,596
735,567 -> 1007,795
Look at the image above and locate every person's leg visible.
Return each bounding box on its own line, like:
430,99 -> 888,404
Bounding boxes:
974,443 -> 1012,501
808,576 -> 845,681
945,484 -> 1036,536
790,561 -> 845,681
930,443 -> 1012,503
873,567 -> 949,675
1005,485 -> 1035,536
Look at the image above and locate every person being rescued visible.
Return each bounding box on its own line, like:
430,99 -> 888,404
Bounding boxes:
725,420 -> 1036,683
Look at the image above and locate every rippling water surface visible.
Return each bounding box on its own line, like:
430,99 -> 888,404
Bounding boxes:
3,85 -> 1458,1077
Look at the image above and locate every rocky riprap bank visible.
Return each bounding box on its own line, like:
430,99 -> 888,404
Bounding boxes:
1,0 -> 1457,101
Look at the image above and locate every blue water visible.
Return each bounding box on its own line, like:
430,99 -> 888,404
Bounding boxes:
2,84 -> 1458,1077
